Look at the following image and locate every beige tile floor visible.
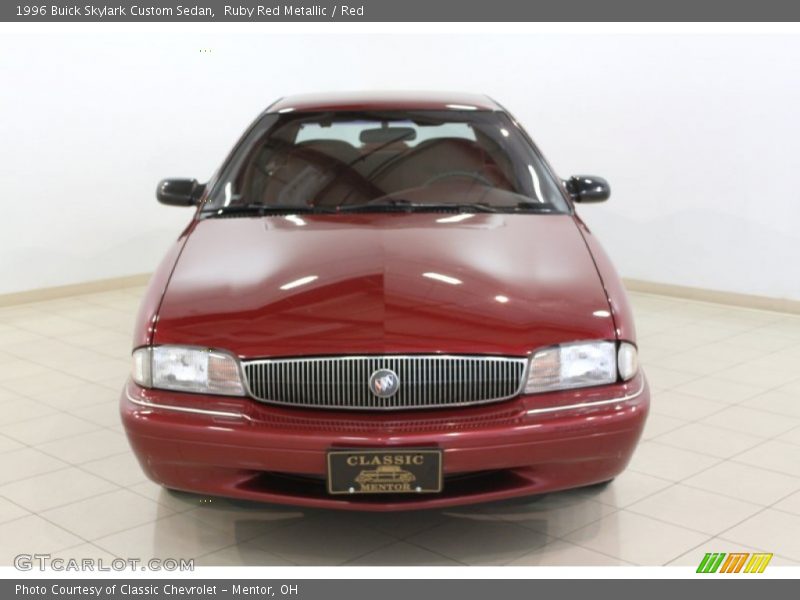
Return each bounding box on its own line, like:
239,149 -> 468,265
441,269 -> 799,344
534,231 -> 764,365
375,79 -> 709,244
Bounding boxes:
1,287 -> 800,566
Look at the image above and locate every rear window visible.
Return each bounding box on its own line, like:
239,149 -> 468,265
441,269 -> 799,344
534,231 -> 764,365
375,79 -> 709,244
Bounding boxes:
295,121 -> 477,147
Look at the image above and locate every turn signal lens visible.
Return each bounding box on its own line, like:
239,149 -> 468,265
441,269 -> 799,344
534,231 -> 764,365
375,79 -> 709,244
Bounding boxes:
131,347 -> 152,387
617,342 -> 639,381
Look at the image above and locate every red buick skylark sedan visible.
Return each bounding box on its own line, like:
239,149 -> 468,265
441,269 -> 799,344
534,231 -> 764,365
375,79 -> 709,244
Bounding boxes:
121,91 -> 649,510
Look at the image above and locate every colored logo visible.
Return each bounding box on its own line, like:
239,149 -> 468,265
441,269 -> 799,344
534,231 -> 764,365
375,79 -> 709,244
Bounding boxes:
696,552 -> 773,573
368,369 -> 400,398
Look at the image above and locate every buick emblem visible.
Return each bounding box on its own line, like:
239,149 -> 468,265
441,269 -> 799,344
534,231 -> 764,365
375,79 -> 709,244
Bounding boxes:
368,368 -> 400,398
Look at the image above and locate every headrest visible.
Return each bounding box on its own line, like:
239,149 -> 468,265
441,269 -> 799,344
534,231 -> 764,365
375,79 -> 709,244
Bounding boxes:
296,139 -> 360,162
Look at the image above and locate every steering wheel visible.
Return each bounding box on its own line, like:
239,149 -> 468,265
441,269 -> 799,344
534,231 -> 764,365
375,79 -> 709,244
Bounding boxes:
423,170 -> 493,187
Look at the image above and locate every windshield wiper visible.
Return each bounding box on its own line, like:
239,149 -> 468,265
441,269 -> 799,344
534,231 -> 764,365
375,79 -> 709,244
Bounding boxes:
201,204 -> 336,217
202,200 -> 553,218
511,201 -> 555,213
334,199 -> 499,213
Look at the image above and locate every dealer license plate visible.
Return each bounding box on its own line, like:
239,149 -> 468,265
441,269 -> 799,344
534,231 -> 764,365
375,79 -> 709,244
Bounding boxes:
327,449 -> 443,495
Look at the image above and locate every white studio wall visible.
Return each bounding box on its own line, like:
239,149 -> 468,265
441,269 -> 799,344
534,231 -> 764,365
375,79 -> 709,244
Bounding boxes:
2,32 -> 799,300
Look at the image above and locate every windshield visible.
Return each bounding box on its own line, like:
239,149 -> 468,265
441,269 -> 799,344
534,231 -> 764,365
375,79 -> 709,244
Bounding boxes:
203,110 -> 569,214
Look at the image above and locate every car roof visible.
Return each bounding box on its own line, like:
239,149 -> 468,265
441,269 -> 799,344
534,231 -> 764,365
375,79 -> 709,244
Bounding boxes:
267,91 -> 502,113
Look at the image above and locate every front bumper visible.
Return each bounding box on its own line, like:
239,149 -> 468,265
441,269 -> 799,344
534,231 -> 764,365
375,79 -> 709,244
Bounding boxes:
120,373 -> 649,511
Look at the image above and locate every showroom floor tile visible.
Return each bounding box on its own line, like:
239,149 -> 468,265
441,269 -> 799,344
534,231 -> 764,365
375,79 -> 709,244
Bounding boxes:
0,287 -> 799,566
624,484 -> 761,536
404,517 -> 552,566
193,541 -> 295,567
40,488 -> 175,541
343,540 -> 461,566
92,512 -> 240,559
507,538 -> 629,566
562,510 -> 709,566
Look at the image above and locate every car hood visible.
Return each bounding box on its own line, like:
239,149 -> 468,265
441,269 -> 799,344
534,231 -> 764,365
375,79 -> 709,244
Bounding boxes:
154,213 -> 615,357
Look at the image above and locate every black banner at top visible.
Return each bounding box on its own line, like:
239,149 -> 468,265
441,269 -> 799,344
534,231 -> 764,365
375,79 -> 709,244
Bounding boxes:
3,0 -> 800,22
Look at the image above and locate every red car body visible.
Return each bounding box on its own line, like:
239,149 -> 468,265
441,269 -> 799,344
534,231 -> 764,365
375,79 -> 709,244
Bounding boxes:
121,92 -> 649,510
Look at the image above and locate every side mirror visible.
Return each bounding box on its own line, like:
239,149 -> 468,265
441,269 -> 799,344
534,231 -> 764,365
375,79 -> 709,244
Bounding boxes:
564,175 -> 610,203
156,179 -> 205,206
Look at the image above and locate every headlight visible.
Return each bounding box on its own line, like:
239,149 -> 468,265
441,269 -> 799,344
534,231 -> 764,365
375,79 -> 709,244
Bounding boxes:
525,341 -> 617,393
131,346 -> 245,396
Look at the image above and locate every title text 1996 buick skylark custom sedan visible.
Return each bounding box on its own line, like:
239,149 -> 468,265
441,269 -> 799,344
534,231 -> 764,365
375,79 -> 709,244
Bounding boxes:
121,91 -> 649,510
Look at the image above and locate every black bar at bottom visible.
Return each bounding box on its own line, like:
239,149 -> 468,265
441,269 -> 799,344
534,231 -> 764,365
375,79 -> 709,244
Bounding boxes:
1,579 -> 795,600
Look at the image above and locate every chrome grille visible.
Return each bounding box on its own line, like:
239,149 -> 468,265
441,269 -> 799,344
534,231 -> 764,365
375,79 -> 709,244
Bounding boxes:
242,355 -> 528,411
